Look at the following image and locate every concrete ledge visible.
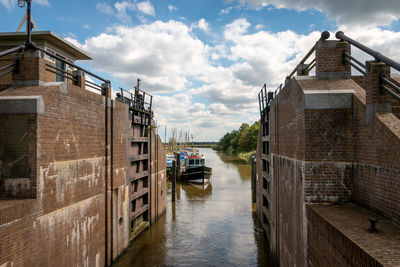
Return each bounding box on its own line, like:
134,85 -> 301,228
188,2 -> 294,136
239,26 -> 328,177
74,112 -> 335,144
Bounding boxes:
316,40 -> 338,49
12,79 -> 46,87
0,95 -> 45,114
303,90 -> 354,109
43,81 -> 67,93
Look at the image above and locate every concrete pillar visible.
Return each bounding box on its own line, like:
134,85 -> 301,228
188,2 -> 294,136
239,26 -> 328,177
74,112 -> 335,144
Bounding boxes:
365,60 -> 392,124
73,70 -> 85,88
315,39 -> 351,79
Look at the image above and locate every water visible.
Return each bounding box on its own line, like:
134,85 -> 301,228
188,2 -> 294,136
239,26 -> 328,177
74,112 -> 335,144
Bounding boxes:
113,148 -> 272,266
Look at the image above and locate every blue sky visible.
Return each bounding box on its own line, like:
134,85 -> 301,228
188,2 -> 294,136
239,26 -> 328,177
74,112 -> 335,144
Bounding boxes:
1,0 -> 400,141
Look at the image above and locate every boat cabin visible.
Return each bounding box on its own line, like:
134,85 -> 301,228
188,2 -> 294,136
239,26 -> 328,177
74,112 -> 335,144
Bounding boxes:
188,156 -> 205,168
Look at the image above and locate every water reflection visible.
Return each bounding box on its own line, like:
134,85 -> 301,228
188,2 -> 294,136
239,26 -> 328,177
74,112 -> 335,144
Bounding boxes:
180,182 -> 212,201
113,148 -> 271,267
216,151 -> 252,181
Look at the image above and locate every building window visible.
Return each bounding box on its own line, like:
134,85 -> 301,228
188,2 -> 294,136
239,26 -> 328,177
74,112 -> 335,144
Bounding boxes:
55,58 -> 65,82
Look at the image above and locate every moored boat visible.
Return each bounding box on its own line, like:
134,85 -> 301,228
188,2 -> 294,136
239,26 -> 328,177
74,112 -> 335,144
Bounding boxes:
180,154 -> 212,184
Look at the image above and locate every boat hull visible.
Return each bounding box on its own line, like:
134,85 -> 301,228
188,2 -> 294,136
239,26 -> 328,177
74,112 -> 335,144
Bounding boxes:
180,166 -> 212,184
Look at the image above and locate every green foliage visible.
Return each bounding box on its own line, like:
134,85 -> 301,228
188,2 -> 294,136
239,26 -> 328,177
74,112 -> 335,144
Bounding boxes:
215,121 -> 260,154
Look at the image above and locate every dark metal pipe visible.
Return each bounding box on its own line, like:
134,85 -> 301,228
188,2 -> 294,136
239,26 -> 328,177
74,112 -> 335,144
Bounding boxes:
85,79 -> 103,89
35,46 -> 111,84
0,45 -> 25,57
45,68 -> 77,81
336,31 -> 400,72
45,63 -> 75,77
381,76 -> 400,95
344,51 -> 366,69
0,68 -> 15,78
381,84 -> 400,101
172,159 -> 176,202
85,83 -> 103,91
27,0 -> 32,46
343,58 -> 366,75
0,62 -> 17,72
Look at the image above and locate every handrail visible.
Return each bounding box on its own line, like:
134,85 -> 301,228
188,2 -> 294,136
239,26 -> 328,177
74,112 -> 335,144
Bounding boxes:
34,46 -> 110,84
286,45 -> 315,79
0,45 -> 25,78
118,87 -> 153,113
286,31 -> 330,80
336,31 -> 400,72
0,45 -> 25,58
337,31 -> 400,101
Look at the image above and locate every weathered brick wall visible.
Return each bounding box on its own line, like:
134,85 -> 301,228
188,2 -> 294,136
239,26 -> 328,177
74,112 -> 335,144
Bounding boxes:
351,84 -> 400,224
111,100 -> 129,260
150,134 -> 166,223
268,78 -> 307,266
0,83 -> 130,266
306,205 -> 382,267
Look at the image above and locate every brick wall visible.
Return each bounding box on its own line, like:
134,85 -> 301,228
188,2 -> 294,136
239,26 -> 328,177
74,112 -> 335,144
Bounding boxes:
306,204 -> 382,267
0,83 -> 132,266
256,36 -> 400,266
150,134 -> 166,223
268,78 -> 308,266
351,83 -> 400,224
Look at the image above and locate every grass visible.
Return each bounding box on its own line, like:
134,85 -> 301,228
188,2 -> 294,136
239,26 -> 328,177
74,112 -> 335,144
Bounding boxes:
237,151 -> 256,163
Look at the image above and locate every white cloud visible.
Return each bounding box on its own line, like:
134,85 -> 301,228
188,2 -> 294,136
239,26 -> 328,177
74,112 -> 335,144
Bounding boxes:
66,17 -> 400,141
114,1 -> 136,22
237,0 -> 400,27
168,5 -> 177,12
97,1 -> 154,22
97,2 -> 116,16
76,20 -> 211,93
191,18 -> 210,33
34,0 -> 50,6
220,6 -> 233,14
137,1 -> 155,16
0,0 -> 13,10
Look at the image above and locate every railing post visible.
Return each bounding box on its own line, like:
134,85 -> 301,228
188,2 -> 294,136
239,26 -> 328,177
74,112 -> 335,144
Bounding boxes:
296,63 -> 309,76
101,82 -> 112,98
72,70 -> 85,88
172,159 -> 176,202
251,156 -> 256,203
365,60 -> 391,124
315,38 -> 351,79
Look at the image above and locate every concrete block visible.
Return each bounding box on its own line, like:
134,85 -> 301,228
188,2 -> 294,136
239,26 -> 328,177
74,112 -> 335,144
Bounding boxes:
303,90 -> 355,109
0,95 -> 45,114
43,81 -> 67,93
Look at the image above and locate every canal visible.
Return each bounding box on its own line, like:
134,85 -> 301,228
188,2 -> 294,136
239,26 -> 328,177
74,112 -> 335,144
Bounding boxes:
113,148 -> 272,266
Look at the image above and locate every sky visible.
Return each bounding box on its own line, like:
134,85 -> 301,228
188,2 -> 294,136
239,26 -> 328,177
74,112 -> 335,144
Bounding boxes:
1,0 -> 400,141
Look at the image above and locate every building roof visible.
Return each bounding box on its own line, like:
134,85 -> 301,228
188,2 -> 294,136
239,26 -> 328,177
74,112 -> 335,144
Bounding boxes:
0,31 -> 92,60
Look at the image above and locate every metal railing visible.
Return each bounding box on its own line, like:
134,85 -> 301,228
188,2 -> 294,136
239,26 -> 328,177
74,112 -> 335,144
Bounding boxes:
0,45 -> 25,78
34,46 -> 110,94
258,83 -> 277,120
336,31 -> 400,101
286,31 -> 330,80
118,87 -> 153,114
0,43 -> 111,95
